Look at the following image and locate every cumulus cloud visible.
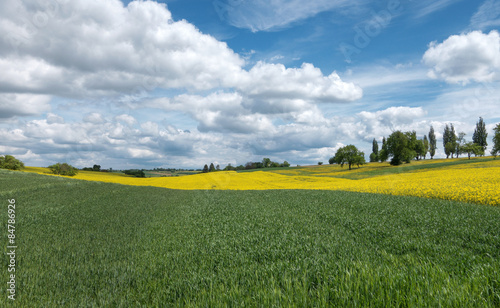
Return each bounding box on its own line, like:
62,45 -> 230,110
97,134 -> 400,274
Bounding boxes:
0,0 -> 244,97
0,0 -> 368,168
357,107 -> 427,141
423,31 -> 500,84
0,0 -> 361,124
239,62 -> 362,102
0,93 -> 51,118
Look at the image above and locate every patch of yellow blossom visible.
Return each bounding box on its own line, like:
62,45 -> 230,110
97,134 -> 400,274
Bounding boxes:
22,158 -> 500,205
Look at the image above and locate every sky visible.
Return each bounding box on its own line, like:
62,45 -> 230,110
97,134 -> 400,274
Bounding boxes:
1,0 -> 500,169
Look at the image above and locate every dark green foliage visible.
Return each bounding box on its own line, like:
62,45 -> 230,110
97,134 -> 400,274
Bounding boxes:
415,139 -> 425,160
202,164 -> 209,173
428,126 -> 437,159
0,170 -> 499,306
492,123 -> 500,158
93,164 -> 101,172
123,169 -> 146,177
443,124 -> 457,158
209,163 -> 216,172
49,162 -> 78,176
473,117 -> 488,153
370,138 -> 379,162
223,164 -> 236,171
0,155 -> 24,170
379,137 -> 388,162
244,159 -> 289,170
331,145 -> 365,170
456,132 -> 466,158
461,142 -> 485,159
423,135 -> 429,159
385,131 -> 416,166
262,158 -> 271,168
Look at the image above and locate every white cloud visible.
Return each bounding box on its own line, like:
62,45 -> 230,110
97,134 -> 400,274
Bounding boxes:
83,113 -> 106,124
423,30 -> 500,84
240,62 -> 363,102
357,107 -> 428,140
414,0 -> 457,19
1,0 -> 244,98
470,0 -> 500,30
0,93 -> 51,118
0,0 -> 361,126
219,0 -> 353,32
115,114 -> 137,126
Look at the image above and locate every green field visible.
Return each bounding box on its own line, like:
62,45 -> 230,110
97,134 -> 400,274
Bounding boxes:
1,169 -> 499,306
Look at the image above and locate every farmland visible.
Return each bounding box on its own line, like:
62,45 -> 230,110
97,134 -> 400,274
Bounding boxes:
23,157 -> 500,205
1,168 -> 499,306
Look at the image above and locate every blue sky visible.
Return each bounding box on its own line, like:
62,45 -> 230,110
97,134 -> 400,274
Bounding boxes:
1,0 -> 500,169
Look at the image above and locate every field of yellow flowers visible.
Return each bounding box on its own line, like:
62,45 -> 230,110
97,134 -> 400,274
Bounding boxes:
23,157 -> 500,205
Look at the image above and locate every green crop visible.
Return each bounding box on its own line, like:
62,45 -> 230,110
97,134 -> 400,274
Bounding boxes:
1,170 -> 499,306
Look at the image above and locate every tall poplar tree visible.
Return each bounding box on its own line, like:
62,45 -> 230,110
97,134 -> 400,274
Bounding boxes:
491,123 -> 500,158
370,138 -> 379,162
423,135 -> 429,159
443,124 -> 451,158
473,117 -> 488,154
428,126 -> 436,159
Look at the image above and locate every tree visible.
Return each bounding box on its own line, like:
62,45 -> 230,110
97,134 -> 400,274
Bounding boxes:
0,155 -> 24,170
406,131 -> 418,161
415,139 -> 425,160
461,142 -> 484,159
445,142 -> 456,159
473,117 -> 488,154
262,158 -> 271,168
216,164 -> 220,171
423,135 -> 429,159
330,145 -> 365,170
429,126 -> 437,159
443,124 -> 456,158
379,137 -> 388,162
491,123 -> 500,159
202,164 -> 209,173
370,138 -> 379,162
92,164 -> 101,172
49,163 -> 78,176
209,163 -> 216,172
282,161 -> 290,167
456,132 -> 466,158
385,131 -> 416,166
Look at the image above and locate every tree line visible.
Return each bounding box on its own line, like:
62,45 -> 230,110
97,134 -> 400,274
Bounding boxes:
330,117 -> 500,170
202,158 -> 291,173
368,117 -> 497,166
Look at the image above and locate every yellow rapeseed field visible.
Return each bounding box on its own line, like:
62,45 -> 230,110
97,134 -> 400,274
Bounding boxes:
23,158 -> 500,205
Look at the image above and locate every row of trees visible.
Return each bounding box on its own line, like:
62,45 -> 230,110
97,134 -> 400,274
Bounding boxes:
367,117 -> 496,166
203,158 -> 291,172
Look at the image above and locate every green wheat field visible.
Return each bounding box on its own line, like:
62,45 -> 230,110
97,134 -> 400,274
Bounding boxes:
1,169 -> 499,306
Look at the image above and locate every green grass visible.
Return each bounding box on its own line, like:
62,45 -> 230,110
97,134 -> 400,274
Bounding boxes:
1,170 -> 499,306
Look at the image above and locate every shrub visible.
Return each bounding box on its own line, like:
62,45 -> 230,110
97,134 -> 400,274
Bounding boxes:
0,155 -> 24,170
49,163 -> 79,176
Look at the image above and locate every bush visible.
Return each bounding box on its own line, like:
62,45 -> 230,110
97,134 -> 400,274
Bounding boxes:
49,163 -> 79,176
0,155 -> 24,170
123,169 -> 146,178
